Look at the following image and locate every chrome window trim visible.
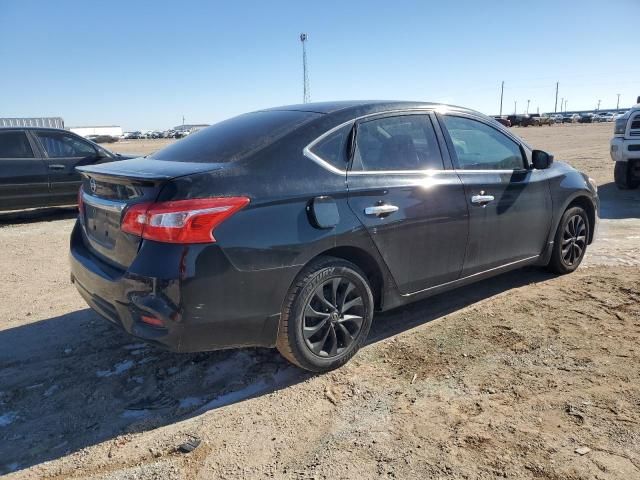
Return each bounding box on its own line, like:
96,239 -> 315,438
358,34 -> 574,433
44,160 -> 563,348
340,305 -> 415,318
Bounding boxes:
303,107 -> 525,176
82,192 -> 127,213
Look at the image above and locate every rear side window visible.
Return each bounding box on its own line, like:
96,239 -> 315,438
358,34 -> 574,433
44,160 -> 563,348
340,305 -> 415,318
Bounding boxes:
35,132 -> 96,158
0,131 -> 34,158
307,123 -> 352,170
442,116 -> 524,170
351,115 -> 443,172
150,110 -> 321,163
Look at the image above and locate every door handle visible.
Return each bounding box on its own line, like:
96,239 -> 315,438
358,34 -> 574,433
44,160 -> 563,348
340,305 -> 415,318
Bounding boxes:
364,204 -> 399,217
471,194 -> 495,206
48,164 -> 66,170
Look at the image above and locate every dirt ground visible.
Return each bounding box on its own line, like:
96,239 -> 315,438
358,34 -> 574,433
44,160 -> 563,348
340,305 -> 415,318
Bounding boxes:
0,123 -> 638,479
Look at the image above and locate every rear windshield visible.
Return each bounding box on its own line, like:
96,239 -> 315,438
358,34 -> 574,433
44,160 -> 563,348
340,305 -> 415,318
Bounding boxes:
150,110 -> 320,163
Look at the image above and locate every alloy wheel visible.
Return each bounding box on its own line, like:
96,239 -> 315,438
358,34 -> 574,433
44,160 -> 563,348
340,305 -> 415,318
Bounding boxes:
302,277 -> 365,358
561,214 -> 587,266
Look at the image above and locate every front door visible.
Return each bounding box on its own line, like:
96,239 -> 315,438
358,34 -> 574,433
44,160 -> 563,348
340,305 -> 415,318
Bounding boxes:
32,130 -> 100,204
0,130 -> 49,210
346,113 -> 469,294
438,114 -> 552,276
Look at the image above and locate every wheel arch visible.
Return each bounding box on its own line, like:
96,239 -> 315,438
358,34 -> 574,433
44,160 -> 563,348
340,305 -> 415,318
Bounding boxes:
307,246 -> 386,310
566,195 -> 596,244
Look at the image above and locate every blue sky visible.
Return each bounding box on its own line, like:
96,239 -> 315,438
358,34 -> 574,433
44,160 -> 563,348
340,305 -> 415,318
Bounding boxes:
1,0 -> 638,130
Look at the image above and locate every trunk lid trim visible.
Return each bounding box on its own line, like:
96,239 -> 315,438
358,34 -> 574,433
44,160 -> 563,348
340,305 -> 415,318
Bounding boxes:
82,192 -> 126,213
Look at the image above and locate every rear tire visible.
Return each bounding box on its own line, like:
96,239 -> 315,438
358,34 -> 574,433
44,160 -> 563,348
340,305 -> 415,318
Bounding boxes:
614,161 -> 640,190
547,206 -> 589,274
276,257 -> 374,372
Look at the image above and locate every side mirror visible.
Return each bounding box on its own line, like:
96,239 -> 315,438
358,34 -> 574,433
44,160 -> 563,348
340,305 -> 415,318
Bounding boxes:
531,150 -> 553,169
96,149 -> 110,160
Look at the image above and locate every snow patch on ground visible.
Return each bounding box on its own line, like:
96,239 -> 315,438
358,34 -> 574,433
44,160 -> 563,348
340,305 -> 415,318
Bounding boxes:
179,397 -> 206,409
96,360 -> 135,378
197,368 -> 298,412
121,409 -> 150,419
0,411 -> 18,427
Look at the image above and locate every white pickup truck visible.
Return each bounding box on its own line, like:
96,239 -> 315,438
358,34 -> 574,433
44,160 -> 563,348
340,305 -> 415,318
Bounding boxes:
610,97 -> 640,189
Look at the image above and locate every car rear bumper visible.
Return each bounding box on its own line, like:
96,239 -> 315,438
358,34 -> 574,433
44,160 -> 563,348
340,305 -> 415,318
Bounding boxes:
69,221 -> 288,352
610,137 -> 640,163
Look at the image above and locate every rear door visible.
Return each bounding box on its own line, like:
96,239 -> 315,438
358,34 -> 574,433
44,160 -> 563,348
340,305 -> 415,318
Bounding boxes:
346,112 -> 469,294
438,113 -> 552,276
0,130 -> 49,210
33,130 -> 101,205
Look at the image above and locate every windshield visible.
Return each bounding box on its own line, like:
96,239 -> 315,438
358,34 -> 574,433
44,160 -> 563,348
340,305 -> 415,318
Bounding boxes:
150,110 -> 321,163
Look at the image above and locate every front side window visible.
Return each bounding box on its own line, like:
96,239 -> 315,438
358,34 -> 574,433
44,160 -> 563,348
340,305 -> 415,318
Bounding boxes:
442,115 -> 524,170
35,132 -> 96,158
0,131 -> 34,159
351,115 -> 443,171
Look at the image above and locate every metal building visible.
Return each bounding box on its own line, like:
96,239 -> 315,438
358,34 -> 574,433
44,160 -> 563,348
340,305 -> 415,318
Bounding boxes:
0,117 -> 64,128
69,126 -> 123,138
174,123 -> 209,132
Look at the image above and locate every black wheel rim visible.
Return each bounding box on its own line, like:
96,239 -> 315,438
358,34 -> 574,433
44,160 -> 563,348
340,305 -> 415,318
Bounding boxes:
303,277 -> 365,358
561,214 -> 587,266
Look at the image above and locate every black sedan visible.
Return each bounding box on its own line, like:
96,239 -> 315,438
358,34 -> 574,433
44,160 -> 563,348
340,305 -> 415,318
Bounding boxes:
70,101 -> 598,372
0,128 -> 132,211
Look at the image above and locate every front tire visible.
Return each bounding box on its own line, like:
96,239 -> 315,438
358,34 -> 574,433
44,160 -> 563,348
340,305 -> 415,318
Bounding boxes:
276,257 -> 374,372
547,206 -> 589,274
614,161 -> 640,190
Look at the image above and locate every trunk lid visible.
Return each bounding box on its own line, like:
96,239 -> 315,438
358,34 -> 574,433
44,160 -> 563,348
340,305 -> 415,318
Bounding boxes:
77,158 -> 222,270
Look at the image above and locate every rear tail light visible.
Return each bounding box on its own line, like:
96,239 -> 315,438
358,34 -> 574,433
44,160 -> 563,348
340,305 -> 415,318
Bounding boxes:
121,197 -> 250,243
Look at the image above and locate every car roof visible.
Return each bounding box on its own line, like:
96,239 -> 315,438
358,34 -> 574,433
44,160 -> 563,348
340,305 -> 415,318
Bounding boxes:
258,100 -> 478,116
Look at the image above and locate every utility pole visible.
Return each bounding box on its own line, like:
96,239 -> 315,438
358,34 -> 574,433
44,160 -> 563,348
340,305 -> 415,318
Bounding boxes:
526,99 -> 530,115
499,81 -> 504,116
560,97 -> 564,114
514,100 -> 517,115
597,99 -> 601,111
300,33 -> 310,104
565,100 -> 568,112
616,93 -> 621,111
554,81 -> 559,113
182,115 -> 185,127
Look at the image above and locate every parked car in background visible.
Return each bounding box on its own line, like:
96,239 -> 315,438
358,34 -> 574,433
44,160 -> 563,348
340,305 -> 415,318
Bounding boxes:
125,131 -> 143,139
594,112 -> 614,122
87,134 -> 119,143
523,114 -> 552,127
174,130 -> 190,138
610,97 -> 640,189
0,127 -> 134,211
563,114 -> 579,123
552,114 -> 564,123
493,116 -> 511,127
70,100 -> 598,372
506,114 -> 527,127
578,114 -> 594,124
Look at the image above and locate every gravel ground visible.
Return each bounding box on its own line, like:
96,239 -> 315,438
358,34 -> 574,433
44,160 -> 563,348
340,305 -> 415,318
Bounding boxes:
0,123 -> 638,479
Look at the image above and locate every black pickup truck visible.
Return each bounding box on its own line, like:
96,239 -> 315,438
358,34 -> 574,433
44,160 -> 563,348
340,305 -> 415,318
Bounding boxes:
0,127 -> 134,211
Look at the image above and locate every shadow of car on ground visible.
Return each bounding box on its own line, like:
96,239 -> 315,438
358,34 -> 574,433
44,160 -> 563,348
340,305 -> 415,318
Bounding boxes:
0,266 -> 554,474
598,182 -> 640,219
0,206 -> 77,225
